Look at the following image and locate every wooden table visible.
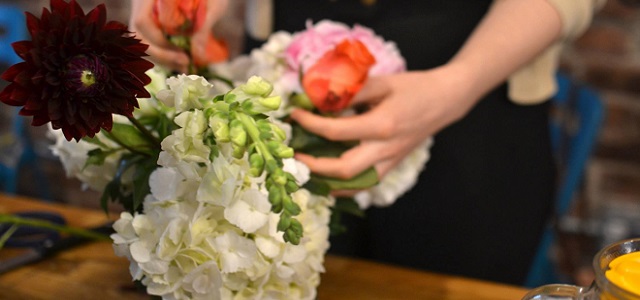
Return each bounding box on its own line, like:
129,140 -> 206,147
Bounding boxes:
0,194 -> 529,299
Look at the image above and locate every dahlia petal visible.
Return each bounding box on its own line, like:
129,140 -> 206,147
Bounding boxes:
104,21 -> 127,31
1,62 -> 27,81
0,85 -> 22,106
31,70 -> 44,85
48,98 -> 62,119
9,85 -> 29,105
24,94 -> 44,111
86,4 -> 106,27
25,12 -> 40,39
50,0 -> 67,13
40,8 -> 51,26
68,0 -> 85,19
101,117 -> 113,132
45,72 -> 61,86
12,41 -> 32,61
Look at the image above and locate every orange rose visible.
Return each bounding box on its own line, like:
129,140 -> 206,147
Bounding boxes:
153,0 -> 202,35
302,40 -> 375,113
191,33 -> 229,67
153,0 -> 229,67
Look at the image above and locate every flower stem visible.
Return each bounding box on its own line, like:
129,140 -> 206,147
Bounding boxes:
236,112 -> 275,164
103,130 -> 151,157
127,116 -> 161,147
0,214 -> 111,242
0,225 -> 18,249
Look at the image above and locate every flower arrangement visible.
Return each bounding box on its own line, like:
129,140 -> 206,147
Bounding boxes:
1,1 -> 431,299
211,20 -> 432,209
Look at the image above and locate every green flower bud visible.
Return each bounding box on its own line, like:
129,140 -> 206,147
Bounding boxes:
285,180 -> 299,193
276,146 -> 294,159
242,76 -> 273,97
209,115 -> 230,142
232,144 -> 245,159
272,169 -> 287,186
283,195 -> 301,215
256,119 -> 272,132
284,229 -> 300,245
265,159 -> 278,173
258,96 -> 282,110
289,218 -> 303,236
249,153 -> 265,177
270,124 -> 287,142
272,202 -> 284,214
230,121 -> 247,147
268,185 -> 282,206
277,214 -> 291,232
290,92 -> 315,110
223,93 -> 237,104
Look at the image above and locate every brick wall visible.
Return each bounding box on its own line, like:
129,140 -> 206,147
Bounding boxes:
560,0 -> 640,236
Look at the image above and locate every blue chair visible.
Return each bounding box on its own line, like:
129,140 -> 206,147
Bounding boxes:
524,73 -> 605,287
0,4 -> 27,65
0,4 -> 51,200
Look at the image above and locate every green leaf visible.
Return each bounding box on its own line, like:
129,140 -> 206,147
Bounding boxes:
81,136 -> 108,148
333,197 -> 365,218
328,198 -> 365,236
311,167 -> 379,191
302,177 -> 331,197
106,123 -> 155,155
132,157 -> 157,212
289,123 -> 333,152
85,148 -> 115,167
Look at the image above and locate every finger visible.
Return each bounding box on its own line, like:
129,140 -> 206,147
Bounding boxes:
330,189 -> 360,197
350,76 -> 390,106
294,140 -> 391,179
290,106 -> 394,141
146,45 -> 190,73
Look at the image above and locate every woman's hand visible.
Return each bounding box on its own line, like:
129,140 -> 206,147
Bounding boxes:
290,0 -> 562,183
290,64 -> 478,180
130,0 -> 190,73
129,0 -> 229,73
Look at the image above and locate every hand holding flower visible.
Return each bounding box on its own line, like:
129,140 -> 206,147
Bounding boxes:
130,0 -> 229,73
291,65 -> 478,181
130,0 -> 190,72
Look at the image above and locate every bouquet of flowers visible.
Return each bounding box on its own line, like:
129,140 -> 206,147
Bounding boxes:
0,1 -> 431,299
210,20 -> 432,209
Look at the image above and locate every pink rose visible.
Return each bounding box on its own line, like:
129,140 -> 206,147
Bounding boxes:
285,20 -> 405,83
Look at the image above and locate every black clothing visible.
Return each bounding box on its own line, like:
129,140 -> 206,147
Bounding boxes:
245,0 -> 556,285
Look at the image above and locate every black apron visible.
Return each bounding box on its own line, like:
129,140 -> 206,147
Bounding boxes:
245,0 -> 556,285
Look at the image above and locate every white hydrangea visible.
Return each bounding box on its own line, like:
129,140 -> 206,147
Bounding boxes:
111,76 -> 332,300
355,138 -> 433,209
48,126 -> 124,192
157,74 -> 215,114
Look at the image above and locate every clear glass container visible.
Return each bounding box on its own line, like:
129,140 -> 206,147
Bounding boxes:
523,238 -> 640,300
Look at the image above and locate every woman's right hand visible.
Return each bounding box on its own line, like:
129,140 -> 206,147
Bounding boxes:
130,0 -> 190,73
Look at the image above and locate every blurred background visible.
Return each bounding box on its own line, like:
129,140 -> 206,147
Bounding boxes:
0,0 -> 639,287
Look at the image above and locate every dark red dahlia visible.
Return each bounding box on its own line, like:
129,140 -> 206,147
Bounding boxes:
0,0 -> 154,141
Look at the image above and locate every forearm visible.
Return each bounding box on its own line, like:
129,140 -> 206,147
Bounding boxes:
448,0 -> 563,102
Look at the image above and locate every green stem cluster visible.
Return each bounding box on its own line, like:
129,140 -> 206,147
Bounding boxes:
236,113 -> 302,244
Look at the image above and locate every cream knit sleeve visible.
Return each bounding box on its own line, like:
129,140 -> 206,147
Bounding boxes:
507,0 -> 606,104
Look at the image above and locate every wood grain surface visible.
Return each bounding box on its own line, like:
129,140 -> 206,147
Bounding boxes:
0,194 -> 528,299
